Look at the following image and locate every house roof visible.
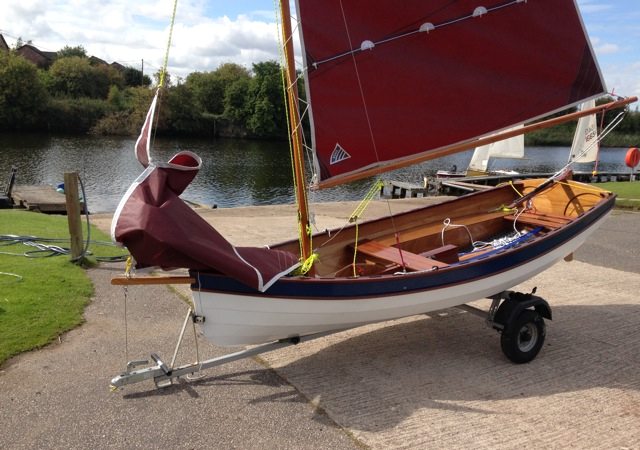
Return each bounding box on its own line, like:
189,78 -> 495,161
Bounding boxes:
0,34 -> 9,52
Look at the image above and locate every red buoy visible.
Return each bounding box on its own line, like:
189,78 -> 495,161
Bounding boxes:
626,147 -> 640,169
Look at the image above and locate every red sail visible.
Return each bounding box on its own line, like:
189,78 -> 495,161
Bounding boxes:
135,90 -> 158,168
112,151 -> 300,292
296,0 -> 606,185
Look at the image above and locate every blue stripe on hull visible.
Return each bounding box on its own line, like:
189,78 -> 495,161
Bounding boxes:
191,196 -> 613,299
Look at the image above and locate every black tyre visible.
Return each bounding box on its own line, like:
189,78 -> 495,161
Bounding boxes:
500,309 -> 546,364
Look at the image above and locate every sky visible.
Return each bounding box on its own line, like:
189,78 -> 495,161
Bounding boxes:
1,0 -> 639,100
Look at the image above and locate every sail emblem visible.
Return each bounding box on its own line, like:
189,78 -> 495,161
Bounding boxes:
330,144 -> 351,165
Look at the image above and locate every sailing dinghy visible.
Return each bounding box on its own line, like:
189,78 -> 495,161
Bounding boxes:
436,126 -> 524,179
110,0 -> 637,388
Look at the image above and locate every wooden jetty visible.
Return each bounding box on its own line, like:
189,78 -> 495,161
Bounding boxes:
381,180 -> 430,199
10,185 -> 85,214
384,171 -> 636,199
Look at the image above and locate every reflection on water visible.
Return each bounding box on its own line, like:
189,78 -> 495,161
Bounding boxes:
0,133 -> 634,212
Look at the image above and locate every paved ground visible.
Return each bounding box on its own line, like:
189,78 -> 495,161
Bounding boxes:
1,201 -> 639,449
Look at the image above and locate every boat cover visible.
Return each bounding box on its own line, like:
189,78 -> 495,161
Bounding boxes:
111,151 -> 300,292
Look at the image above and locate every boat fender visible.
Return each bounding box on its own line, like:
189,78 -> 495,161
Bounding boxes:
493,290 -> 552,333
625,147 -> 640,169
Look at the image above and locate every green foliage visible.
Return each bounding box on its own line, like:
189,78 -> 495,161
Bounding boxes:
223,77 -> 251,126
46,97 -> 114,133
122,66 -> 151,87
3,41 -> 638,143
526,98 -> 640,147
186,71 -> 225,115
246,61 -> 287,138
90,86 -> 156,135
0,51 -> 49,130
47,56 -> 114,99
57,45 -> 88,58
0,210 -> 127,365
166,83 -> 205,134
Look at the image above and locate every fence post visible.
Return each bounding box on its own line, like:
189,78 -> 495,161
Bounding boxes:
64,172 -> 84,262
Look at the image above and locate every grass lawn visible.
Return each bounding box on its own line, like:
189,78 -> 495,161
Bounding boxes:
0,210 -> 128,365
596,181 -> 640,210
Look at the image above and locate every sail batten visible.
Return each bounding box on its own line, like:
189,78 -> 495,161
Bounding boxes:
296,0 -> 607,187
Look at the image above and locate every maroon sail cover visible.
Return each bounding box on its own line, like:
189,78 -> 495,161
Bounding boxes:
112,151 -> 300,292
296,0 -> 606,185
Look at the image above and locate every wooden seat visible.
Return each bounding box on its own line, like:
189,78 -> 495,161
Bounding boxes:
355,240 -> 449,271
504,212 -> 572,230
420,244 -> 459,263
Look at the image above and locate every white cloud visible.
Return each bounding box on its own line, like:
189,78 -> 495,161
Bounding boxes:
595,43 -> 620,55
1,0 -> 285,79
577,0 -> 613,14
1,0 -> 638,103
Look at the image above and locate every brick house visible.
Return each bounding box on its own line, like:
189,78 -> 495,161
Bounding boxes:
16,44 -> 57,68
0,34 -> 9,52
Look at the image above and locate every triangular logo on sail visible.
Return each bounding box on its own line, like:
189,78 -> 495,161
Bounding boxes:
330,144 -> 351,165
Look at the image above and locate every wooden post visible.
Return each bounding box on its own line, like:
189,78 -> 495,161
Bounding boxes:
64,172 -> 84,262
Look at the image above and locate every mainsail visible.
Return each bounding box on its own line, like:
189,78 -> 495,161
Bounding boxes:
467,126 -> 524,174
295,0 -> 606,187
569,99 -> 599,163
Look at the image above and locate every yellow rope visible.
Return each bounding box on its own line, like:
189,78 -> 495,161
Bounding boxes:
348,180 -> 384,276
351,221 -> 360,277
556,180 -> 611,194
294,252 -> 319,275
349,180 -> 384,222
506,181 -> 524,197
158,0 -> 179,89
124,255 -> 133,277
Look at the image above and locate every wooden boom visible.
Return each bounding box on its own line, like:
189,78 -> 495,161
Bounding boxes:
111,276 -> 195,286
315,96 -> 638,189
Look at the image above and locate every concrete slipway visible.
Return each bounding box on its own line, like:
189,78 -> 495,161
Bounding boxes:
0,200 -> 638,449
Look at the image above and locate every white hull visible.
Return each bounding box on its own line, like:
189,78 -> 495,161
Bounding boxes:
191,213 -> 608,346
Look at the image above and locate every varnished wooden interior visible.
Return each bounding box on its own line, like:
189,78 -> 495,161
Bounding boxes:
273,179 -> 612,278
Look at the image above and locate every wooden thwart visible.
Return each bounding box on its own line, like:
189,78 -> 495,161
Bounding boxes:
356,240 -> 449,271
505,212 -> 572,230
111,276 -> 195,286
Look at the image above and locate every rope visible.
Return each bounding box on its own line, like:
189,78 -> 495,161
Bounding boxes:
506,181 -> 524,198
158,0 -> 179,89
556,180 -> 612,195
349,180 -> 384,222
0,272 -> 22,283
295,252 -> 319,275
0,234 -> 127,261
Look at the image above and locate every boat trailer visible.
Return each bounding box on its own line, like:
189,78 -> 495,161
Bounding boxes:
109,288 -> 551,390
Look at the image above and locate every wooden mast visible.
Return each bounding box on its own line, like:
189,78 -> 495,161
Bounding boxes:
280,0 -> 312,261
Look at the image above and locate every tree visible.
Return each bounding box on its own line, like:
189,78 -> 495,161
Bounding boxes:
57,45 -> 87,58
223,77 -> 251,125
47,56 -> 112,98
247,61 -> 286,138
122,66 -> 151,87
0,51 -> 49,130
186,71 -> 224,116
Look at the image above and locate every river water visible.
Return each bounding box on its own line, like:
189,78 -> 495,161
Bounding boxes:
0,133 -> 633,213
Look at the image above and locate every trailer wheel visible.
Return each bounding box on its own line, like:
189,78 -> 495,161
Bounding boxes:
500,309 -> 545,364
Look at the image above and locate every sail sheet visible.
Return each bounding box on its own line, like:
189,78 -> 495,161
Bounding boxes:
569,99 -> 598,163
296,0 -> 606,186
468,126 -> 524,173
